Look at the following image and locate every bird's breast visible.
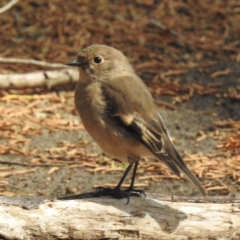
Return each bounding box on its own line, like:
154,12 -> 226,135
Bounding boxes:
74,81 -> 127,160
74,81 -> 106,129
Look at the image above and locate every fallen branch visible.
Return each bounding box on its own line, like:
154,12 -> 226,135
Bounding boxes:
0,68 -> 78,89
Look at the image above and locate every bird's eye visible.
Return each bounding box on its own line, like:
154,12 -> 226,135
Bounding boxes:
93,57 -> 102,64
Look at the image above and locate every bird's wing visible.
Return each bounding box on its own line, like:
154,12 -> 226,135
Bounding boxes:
120,112 -> 181,175
102,76 -> 206,196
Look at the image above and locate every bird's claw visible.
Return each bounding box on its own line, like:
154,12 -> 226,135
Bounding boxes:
124,188 -> 146,197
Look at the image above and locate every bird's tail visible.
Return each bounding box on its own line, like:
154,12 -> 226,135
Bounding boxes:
156,144 -> 206,196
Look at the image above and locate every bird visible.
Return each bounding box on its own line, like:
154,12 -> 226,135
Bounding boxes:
66,45 -> 206,202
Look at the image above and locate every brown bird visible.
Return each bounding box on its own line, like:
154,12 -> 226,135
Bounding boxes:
66,45 -> 206,202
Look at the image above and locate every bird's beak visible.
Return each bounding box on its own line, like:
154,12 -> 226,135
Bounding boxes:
65,60 -> 81,67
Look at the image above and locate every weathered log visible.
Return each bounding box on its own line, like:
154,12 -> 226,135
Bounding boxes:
0,68 -> 78,89
0,193 -> 240,239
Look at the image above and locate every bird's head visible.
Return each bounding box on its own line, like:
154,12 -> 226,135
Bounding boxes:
66,45 -> 133,80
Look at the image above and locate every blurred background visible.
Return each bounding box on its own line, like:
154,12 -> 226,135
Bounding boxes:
0,0 -> 239,198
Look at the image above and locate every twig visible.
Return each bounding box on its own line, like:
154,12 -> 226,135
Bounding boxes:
150,18 -> 193,44
0,0 -> 19,14
154,99 -> 177,110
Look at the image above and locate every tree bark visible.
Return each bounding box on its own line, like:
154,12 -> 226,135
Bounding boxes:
0,194 -> 240,240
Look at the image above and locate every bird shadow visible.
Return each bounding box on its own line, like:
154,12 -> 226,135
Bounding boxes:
58,190 -> 187,234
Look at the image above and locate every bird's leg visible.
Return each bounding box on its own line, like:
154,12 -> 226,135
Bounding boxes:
96,159 -> 146,203
96,163 -> 134,203
124,161 -> 146,197
115,163 -> 133,189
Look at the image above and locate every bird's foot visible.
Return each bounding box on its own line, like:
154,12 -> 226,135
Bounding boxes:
96,186 -> 144,204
